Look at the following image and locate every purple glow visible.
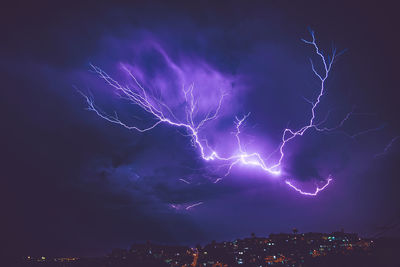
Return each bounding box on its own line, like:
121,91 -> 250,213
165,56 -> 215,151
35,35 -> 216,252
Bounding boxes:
80,31 -> 348,197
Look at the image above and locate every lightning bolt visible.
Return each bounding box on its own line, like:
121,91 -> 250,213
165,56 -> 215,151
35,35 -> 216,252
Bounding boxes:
179,178 -> 191,184
170,202 -> 204,210
185,202 -> 204,210
375,135 -> 399,158
80,31 -> 353,197
285,176 -> 333,196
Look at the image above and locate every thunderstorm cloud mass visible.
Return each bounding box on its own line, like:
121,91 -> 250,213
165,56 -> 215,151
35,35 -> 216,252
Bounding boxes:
2,0 -> 400,258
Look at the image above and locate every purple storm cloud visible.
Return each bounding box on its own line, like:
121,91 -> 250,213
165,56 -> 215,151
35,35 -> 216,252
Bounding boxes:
79,30 -> 366,199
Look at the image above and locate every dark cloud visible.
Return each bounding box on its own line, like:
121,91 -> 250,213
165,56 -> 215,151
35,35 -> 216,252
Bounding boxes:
1,0 -> 400,258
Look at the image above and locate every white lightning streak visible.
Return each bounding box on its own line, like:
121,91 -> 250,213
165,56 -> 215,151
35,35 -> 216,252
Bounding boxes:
81,31 -> 356,197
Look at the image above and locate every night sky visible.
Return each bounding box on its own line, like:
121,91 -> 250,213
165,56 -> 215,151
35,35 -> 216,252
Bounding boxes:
2,0 -> 400,257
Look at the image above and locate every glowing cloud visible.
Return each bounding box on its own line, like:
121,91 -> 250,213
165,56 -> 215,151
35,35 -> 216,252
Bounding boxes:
80,30 -> 349,197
